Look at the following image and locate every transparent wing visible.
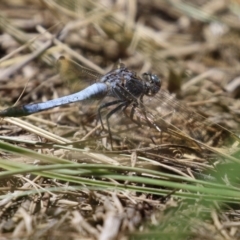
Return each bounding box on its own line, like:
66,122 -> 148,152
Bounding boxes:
135,89 -> 240,147
56,56 -> 103,93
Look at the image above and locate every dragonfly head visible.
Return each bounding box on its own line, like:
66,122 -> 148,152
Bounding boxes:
142,73 -> 161,96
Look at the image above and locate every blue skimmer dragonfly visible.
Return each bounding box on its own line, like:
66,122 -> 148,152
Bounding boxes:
1,56 -> 239,152
0,56 -> 161,145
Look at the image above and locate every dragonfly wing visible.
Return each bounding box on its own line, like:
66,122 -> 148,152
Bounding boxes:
56,56 -> 103,92
141,89 -> 240,145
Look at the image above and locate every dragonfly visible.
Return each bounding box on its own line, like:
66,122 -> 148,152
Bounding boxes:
0,56 -> 161,146
1,56 -> 239,154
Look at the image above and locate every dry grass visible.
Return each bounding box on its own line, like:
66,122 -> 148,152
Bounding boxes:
0,0 -> 240,239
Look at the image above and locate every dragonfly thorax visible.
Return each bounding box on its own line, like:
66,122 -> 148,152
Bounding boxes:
103,67 -> 161,101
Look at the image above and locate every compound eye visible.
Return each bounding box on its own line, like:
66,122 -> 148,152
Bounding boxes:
142,73 -> 161,88
151,74 -> 158,81
151,74 -> 161,85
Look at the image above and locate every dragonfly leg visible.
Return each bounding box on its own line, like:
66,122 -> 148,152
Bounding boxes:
98,100 -> 126,149
98,100 -> 124,130
105,102 -> 128,149
122,103 -> 142,126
